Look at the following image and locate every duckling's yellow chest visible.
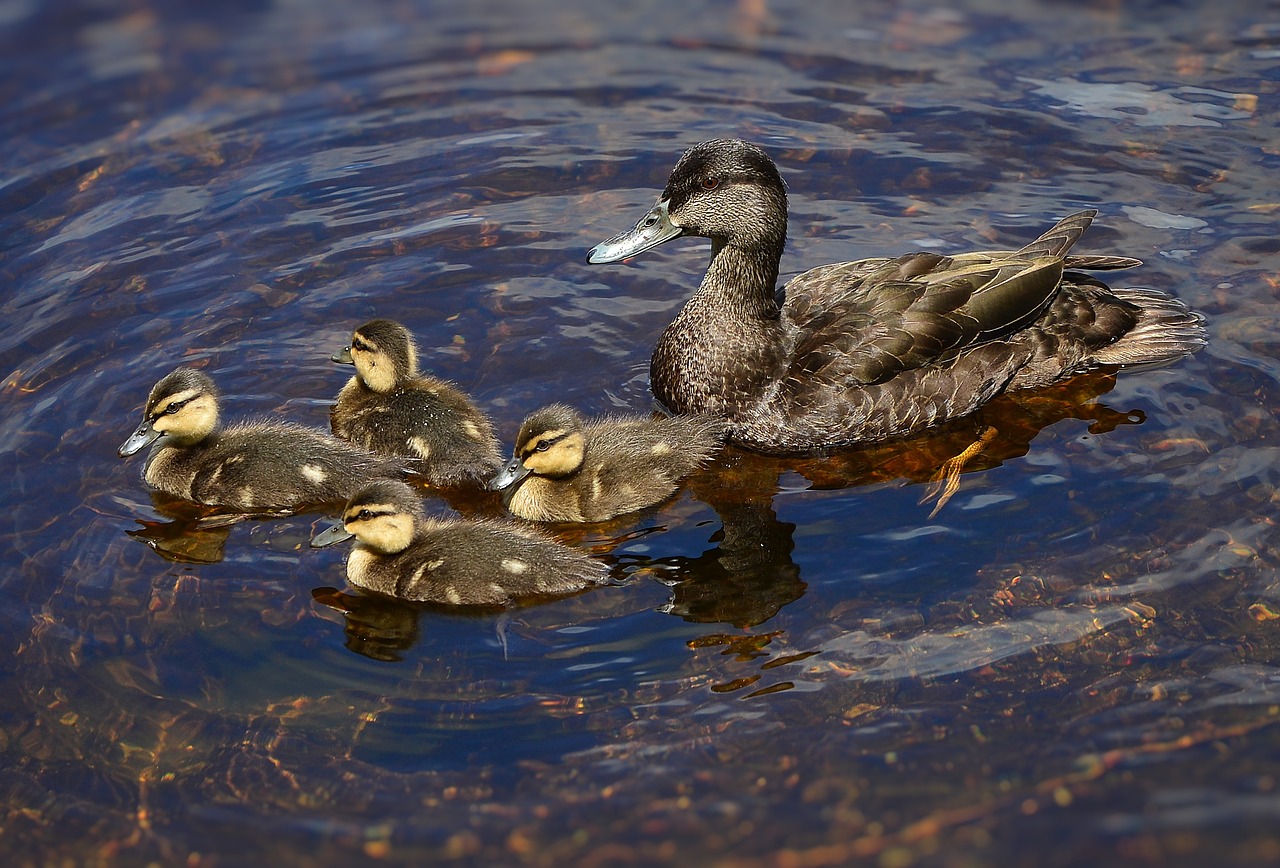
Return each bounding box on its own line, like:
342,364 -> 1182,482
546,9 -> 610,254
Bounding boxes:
508,477 -> 586,523
345,547 -> 378,588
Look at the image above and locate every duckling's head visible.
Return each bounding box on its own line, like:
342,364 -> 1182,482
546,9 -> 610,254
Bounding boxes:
333,319 -> 418,393
338,478 -> 424,555
119,367 -> 220,457
486,404 -> 587,492
587,139 -> 788,264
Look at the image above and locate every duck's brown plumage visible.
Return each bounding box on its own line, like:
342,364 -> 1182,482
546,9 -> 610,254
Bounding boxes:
587,139 -> 1206,454
487,404 -> 726,522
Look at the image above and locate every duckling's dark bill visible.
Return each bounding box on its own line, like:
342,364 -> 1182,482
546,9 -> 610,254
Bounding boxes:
331,346 -> 353,364
586,200 -> 683,264
487,456 -> 531,492
310,521 -> 354,547
119,422 -> 161,457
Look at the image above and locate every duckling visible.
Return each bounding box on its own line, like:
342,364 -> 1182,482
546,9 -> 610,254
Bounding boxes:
330,318 -> 502,486
587,139 -> 1206,454
119,367 -> 401,511
316,479 -> 608,605
486,404 -> 726,522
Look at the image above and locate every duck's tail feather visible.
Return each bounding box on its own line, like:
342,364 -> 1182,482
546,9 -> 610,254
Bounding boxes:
1091,287 -> 1207,367
1015,209 -> 1097,260
1063,254 -> 1143,270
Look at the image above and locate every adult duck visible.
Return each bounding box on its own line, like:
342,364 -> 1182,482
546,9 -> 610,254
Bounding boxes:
587,139 -> 1205,455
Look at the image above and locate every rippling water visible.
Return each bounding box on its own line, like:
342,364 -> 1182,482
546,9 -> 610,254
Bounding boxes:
4,0 -> 1280,864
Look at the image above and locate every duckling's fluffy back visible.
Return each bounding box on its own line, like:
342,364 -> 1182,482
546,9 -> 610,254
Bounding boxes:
507,412 -> 726,522
332,377 -> 502,486
145,420 -> 401,511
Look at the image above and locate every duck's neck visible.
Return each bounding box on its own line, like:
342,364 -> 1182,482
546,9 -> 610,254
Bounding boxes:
651,237 -> 787,417
704,237 -> 784,317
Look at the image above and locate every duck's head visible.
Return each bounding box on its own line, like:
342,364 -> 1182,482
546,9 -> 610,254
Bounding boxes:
586,139 -> 788,264
321,478 -> 423,554
486,404 -> 587,492
119,367 -> 220,457
333,319 -> 417,393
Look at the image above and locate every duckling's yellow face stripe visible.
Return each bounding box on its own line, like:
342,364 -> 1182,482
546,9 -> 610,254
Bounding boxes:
519,428 -> 586,477
344,501 -> 414,554
342,500 -> 395,524
350,333 -> 397,393
151,387 -> 202,419
149,389 -> 217,440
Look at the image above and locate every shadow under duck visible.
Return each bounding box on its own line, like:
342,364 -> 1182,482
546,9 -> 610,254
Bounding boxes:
487,403 -> 726,523
313,478 -> 609,606
587,139 -> 1206,455
331,318 -> 502,486
119,367 -> 401,511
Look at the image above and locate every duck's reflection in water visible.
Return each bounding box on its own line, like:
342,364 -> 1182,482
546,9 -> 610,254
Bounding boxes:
622,462 -> 805,629
628,370 -> 1138,628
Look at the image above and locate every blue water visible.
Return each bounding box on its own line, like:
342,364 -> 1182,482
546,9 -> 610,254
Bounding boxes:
3,1 -> 1280,864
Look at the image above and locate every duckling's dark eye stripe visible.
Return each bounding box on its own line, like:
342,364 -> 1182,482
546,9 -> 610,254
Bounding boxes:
345,506 -> 395,523
521,432 -> 568,458
352,337 -> 374,352
151,396 -> 192,419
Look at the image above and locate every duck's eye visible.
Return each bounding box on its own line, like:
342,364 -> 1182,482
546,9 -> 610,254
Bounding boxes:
534,440 -> 551,452
701,177 -> 719,191
356,509 -> 374,521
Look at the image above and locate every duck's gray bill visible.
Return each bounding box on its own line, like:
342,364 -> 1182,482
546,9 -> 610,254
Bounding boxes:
331,346 -> 354,364
586,199 -> 683,264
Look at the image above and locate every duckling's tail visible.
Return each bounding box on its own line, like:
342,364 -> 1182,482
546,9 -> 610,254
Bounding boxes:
1091,287 -> 1207,367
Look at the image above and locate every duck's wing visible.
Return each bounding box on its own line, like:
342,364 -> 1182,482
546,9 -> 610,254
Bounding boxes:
781,210 -> 1111,387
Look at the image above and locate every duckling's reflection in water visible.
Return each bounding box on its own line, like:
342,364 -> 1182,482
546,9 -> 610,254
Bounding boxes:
312,587 -> 420,662
127,513 -> 237,564
123,494 -> 267,564
123,476 -> 511,566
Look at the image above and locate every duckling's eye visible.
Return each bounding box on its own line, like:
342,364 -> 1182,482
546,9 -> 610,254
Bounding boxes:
534,440 -> 551,452
157,398 -> 189,417
701,177 -> 719,191
356,509 -> 374,521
